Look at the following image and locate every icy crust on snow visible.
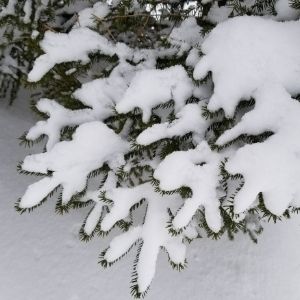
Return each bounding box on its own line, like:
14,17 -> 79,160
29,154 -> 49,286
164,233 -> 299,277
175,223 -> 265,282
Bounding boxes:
136,103 -> 208,145
194,16 -> 300,117
116,66 -> 194,123
103,183 -> 186,293
155,142 -> 222,232
28,27 -> 132,82
217,85 -> 300,215
20,122 -> 129,208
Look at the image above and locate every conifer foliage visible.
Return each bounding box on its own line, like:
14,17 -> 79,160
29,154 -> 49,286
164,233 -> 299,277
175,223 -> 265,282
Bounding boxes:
0,0 -> 89,102
2,0 -> 299,297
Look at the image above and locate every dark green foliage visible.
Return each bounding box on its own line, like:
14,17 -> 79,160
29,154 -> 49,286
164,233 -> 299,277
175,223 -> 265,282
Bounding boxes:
290,0 -> 300,9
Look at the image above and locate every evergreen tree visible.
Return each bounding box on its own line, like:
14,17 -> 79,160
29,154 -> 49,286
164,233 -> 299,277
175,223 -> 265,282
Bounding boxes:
0,0 -> 93,102
5,0 -> 300,297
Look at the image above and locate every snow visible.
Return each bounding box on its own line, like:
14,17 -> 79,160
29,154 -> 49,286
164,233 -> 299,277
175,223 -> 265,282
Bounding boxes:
26,99 -> 99,150
83,172 -> 118,235
0,48 -> 19,78
84,202 -> 105,235
102,184 -> 147,232
136,103 -> 208,145
5,9 -> 300,299
21,121 -> 129,207
103,183 -> 185,293
33,0 -> 49,23
0,0 -> 16,18
275,0 -> 300,20
116,66 -> 194,123
31,29 -> 39,39
186,48 -> 201,67
23,0 -> 32,24
75,2 -> 110,28
73,62 -> 136,119
194,16 -> 300,117
2,93 -> 300,300
154,142 -> 222,232
193,16 -> 300,215
168,17 -> 203,54
105,225 -> 142,261
26,62 -> 139,151
217,84 -> 300,215
28,28 -> 132,82
206,2 -> 232,24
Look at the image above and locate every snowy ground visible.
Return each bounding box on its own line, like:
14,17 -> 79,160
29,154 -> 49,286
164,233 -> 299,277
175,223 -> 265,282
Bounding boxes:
1,98 -> 300,300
